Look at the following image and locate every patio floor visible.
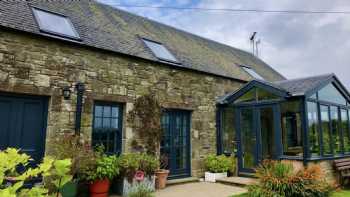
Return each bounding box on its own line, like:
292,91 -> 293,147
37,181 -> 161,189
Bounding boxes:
155,182 -> 247,197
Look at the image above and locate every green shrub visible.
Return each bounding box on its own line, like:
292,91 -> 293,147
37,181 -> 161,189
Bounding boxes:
119,153 -> 159,181
0,148 -> 72,197
80,153 -> 120,182
204,154 -> 234,173
127,182 -> 154,197
247,160 -> 334,197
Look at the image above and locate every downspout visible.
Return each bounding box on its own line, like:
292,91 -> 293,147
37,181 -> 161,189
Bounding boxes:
75,82 -> 85,135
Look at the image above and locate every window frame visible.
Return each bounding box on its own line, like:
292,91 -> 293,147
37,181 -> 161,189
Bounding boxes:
141,38 -> 180,64
240,65 -> 264,80
305,92 -> 350,160
92,101 -> 123,155
31,7 -> 81,40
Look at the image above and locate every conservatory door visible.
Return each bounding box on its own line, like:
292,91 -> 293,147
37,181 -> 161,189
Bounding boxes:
161,110 -> 191,179
236,104 -> 280,175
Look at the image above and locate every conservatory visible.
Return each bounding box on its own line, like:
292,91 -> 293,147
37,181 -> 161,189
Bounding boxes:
217,74 -> 350,176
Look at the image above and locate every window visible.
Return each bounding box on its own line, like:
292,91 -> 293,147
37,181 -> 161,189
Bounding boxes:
318,83 -> 347,105
32,8 -> 80,39
341,109 -> 350,152
330,106 -> 341,154
281,101 -> 303,157
234,87 -> 280,103
320,105 -> 332,155
221,107 -> 235,154
241,66 -> 264,80
142,39 -> 178,63
92,102 -> 122,154
307,102 -> 320,156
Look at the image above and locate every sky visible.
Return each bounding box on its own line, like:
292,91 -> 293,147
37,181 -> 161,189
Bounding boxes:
98,0 -> 350,89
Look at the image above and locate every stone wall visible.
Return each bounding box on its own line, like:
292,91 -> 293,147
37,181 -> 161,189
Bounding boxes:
0,29 -> 243,177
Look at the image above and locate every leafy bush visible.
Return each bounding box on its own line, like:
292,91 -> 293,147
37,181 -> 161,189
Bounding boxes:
247,160 -> 334,197
204,154 -> 234,173
80,153 -> 120,182
47,133 -> 90,177
119,153 -> 159,181
0,148 -> 72,197
127,181 -> 155,197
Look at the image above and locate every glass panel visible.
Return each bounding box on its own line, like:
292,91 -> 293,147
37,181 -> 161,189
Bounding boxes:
318,83 -> 347,105
235,88 -> 256,103
143,39 -> 178,62
33,8 -> 79,38
103,106 -> 111,117
307,102 -> 320,156
94,117 -> 102,128
331,106 -> 342,154
221,107 -> 235,153
111,107 -> 119,118
92,103 -> 121,154
310,93 -> 317,99
257,88 -> 280,101
260,107 -> 275,159
240,109 -> 256,169
95,106 -> 103,117
321,105 -> 332,155
341,109 -> 350,153
281,101 -> 303,157
241,66 -> 264,80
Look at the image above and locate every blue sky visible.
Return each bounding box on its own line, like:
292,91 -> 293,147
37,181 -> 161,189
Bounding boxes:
98,0 -> 350,89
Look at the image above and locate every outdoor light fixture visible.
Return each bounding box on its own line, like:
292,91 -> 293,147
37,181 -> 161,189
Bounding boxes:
62,86 -> 71,100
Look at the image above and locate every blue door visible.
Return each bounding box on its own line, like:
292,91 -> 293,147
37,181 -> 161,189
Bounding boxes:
236,104 -> 281,175
161,110 -> 191,179
0,94 -> 48,165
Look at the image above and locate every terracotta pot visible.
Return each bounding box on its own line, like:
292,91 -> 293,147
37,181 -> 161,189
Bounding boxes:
89,179 -> 110,197
155,169 -> 169,189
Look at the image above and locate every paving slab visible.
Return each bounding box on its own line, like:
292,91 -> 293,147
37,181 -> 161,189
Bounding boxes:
216,176 -> 258,187
155,182 -> 247,197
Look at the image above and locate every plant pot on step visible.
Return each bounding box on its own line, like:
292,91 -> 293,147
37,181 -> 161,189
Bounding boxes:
60,180 -> 78,197
155,169 -> 169,189
89,179 -> 110,197
205,172 -> 227,183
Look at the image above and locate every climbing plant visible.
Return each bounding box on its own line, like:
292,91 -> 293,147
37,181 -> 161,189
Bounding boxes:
128,94 -> 162,156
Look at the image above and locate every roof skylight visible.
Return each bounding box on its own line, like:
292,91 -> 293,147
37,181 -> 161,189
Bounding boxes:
142,39 -> 178,63
241,65 -> 264,80
32,8 -> 80,39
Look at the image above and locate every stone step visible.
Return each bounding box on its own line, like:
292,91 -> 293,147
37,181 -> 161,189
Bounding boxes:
167,177 -> 199,186
216,176 -> 258,187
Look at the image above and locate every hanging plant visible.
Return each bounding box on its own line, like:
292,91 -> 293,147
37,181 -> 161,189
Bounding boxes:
128,94 -> 162,156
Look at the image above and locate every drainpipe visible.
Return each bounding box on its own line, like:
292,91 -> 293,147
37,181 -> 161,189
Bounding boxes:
75,82 -> 85,135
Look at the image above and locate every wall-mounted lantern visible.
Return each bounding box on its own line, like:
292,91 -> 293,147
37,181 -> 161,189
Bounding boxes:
62,86 -> 71,100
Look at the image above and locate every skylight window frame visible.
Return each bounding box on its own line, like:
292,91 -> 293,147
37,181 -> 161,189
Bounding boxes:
240,65 -> 265,80
31,6 -> 81,41
141,38 -> 180,64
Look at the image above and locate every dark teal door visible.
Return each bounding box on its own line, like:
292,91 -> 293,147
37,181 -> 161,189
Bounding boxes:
161,110 -> 191,179
236,104 -> 281,175
0,94 -> 48,165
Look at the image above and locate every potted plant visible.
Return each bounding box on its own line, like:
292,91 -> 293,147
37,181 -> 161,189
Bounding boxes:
114,153 -> 159,196
204,154 -> 232,182
47,133 -> 91,197
80,149 -> 120,197
155,154 -> 169,189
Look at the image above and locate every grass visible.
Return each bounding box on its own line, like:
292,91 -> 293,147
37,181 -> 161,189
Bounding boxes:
230,189 -> 350,197
332,189 -> 350,197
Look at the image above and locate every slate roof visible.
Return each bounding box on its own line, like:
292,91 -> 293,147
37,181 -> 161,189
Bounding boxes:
0,0 -> 285,82
274,73 -> 335,96
217,73 -> 345,104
